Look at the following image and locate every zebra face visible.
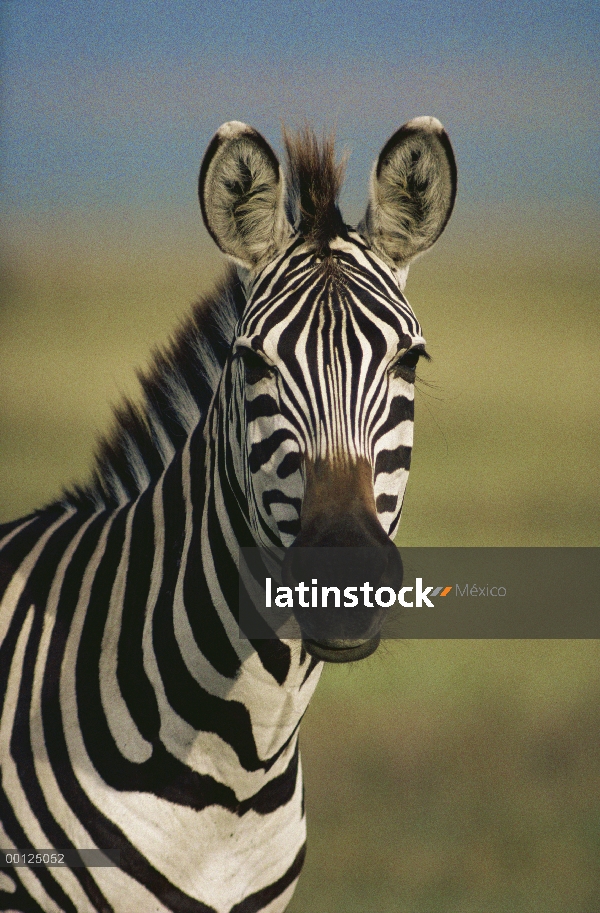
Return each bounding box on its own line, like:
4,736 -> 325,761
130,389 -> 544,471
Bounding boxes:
200,119 -> 456,660
233,234 -> 425,548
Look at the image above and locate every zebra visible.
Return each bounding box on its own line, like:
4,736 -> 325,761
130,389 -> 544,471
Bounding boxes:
0,117 -> 456,913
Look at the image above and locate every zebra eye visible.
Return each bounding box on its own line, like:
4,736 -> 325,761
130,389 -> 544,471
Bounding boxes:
237,347 -> 275,384
389,347 -> 429,382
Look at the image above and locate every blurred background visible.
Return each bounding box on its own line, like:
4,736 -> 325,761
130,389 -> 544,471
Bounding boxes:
1,2 -> 599,910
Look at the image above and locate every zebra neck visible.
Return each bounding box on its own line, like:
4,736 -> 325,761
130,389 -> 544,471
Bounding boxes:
55,364 -> 319,768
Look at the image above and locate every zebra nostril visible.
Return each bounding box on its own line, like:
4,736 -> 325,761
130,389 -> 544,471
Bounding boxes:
285,499 -> 404,588
293,505 -> 395,549
284,539 -> 389,590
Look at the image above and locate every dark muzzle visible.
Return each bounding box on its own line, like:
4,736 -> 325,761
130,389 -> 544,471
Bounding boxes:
282,459 -> 403,662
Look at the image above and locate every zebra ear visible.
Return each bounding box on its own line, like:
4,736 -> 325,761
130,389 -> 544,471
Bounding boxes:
199,121 -> 291,270
361,117 -> 457,267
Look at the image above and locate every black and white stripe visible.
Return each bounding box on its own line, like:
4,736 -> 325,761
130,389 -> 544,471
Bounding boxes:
232,232 -> 423,547
0,119 -> 456,912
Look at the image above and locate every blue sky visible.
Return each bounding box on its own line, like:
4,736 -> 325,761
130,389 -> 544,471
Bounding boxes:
1,0 -> 598,219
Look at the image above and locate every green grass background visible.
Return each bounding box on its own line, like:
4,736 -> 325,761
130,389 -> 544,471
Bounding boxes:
1,205 -> 599,911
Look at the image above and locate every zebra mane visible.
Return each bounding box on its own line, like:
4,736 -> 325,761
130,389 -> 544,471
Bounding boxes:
62,128 -> 347,512
63,269 -> 246,511
283,126 -> 347,255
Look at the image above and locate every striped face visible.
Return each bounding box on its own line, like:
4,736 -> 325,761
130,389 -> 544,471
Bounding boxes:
200,119 -> 456,659
231,232 -> 426,549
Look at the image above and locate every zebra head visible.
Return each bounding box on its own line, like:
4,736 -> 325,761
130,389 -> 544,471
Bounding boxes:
200,120 -> 456,661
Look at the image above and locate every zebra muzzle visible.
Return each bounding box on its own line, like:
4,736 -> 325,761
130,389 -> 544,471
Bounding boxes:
281,459 -> 404,662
